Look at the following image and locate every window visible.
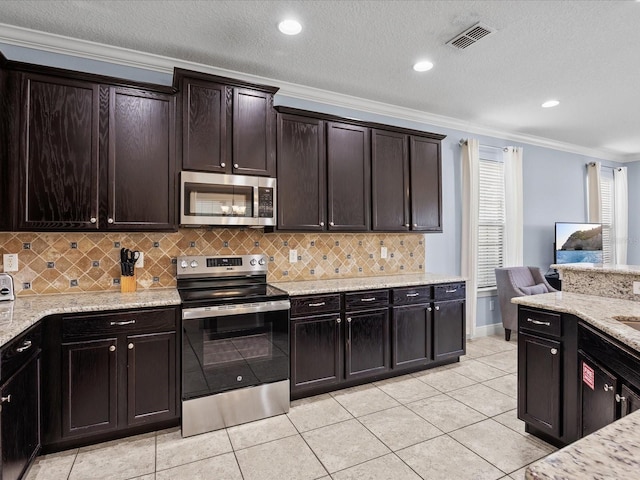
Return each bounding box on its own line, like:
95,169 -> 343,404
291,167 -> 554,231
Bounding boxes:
601,169 -> 614,263
477,146 -> 505,288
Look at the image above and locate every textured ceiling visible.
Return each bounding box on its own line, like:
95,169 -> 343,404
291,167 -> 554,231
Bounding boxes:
0,0 -> 639,159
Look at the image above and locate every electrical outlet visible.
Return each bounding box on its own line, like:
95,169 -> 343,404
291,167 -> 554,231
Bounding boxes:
3,254 -> 18,272
634,281 -> 640,295
380,246 -> 388,259
136,252 -> 144,268
490,300 -> 495,311
289,249 -> 298,263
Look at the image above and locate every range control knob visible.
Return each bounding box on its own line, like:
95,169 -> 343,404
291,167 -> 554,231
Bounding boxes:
190,260 -> 199,268
258,258 -> 266,266
180,260 -> 188,269
250,259 -> 257,266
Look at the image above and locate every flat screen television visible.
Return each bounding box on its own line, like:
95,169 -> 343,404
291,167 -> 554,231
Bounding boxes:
555,222 -> 603,264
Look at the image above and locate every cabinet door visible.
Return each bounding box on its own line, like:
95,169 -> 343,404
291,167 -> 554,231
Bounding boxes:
232,88 -> 275,176
392,304 -> 432,370
518,333 -> 562,437
579,352 -> 617,437
410,136 -> 442,232
127,332 -> 177,426
291,314 -> 342,394
277,114 -> 326,230
62,338 -> 118,437
433,299 -> 465,361
620,384 -> 640,417
182,78 -> 230,173
327,122 -> 370,231
371,129 -> 409,231
345,308 -> 390,380
108,87 -> 176,230
18,74 -> 99,230
0,354 -> 40,480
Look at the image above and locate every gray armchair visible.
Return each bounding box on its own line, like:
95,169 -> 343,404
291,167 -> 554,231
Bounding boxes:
495,266 -> 558,341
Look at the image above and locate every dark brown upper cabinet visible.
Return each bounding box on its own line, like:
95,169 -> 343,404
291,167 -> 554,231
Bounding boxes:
175,69 -> 278,177
6,60 -> 177,232
410,136 -> 442,232
277,113 -> 326,230
107,87 -> 175,230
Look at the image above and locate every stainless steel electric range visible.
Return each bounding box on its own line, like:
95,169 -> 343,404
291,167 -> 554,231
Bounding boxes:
177,254 -> 290,437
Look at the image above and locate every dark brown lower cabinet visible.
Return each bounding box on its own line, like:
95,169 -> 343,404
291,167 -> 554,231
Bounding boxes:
392,304 -> 432,370
433,299 -> 465,361
579,352 -> 617,437
621,384 -> 640,417
345,308 -> 390,380
290,313 -> 342,394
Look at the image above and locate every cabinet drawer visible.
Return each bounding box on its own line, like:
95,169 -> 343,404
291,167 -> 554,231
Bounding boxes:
1,323 -> 42,383
392,286 -> 432,305
519,308 -> 561,338
291,294 -> 341,317
62,307 -> 177,340
345,290 -> 389,310
433,283 -> 465,301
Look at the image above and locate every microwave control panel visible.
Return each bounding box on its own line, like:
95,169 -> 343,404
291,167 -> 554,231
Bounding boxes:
258,187 -> 274,218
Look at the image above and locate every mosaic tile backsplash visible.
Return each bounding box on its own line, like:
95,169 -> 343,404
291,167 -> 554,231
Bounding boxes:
0,229 -> 426,296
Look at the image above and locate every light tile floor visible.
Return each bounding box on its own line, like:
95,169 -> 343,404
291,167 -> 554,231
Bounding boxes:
26,333 -> 557,480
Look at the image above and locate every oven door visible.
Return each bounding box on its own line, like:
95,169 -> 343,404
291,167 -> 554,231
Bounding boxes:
182,300 -> 290,400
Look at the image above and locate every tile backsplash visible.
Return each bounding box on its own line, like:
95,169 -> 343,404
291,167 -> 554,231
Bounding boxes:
0,229 -> 426,296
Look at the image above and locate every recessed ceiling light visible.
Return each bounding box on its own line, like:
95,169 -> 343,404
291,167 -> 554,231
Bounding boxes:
542,100 -> 560,108
278,19 -> 302,35
413,61 -> 434,72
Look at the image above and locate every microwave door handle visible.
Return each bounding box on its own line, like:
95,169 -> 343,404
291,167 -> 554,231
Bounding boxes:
253,186 -> 259,218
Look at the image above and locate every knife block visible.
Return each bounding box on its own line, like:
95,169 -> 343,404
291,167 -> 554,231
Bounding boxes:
120,275 -> 137,293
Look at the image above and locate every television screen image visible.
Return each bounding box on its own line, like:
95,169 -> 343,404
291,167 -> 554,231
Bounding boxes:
555,222 -> 603,264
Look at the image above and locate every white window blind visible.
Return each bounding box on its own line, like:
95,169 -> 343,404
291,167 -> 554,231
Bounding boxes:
601,170 -> 614,263
477,155 -> 505,288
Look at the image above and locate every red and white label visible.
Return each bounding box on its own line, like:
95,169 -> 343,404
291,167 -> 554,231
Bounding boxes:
583,362 -> 595,390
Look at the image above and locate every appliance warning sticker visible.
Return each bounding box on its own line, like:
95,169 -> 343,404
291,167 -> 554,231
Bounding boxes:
582,361 -> 595,390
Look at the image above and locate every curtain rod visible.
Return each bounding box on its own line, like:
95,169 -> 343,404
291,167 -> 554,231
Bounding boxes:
587,162 -> 622,171
458,139 -> 508,152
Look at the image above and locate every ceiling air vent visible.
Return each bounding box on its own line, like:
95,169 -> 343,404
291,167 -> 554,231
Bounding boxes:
447,22 -> 495,50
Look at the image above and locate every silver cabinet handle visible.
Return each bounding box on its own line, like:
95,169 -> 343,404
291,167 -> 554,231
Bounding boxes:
404,223 -> 409,227
234,163 -> 239,169
603,384 -> 614,392
527,318 -> 550,326
361,297 -> 376,302
445,289 -> 457,293
1,395 -> 11,403
90,217 -> 97,224
347,317 -> 352,323
308,302 -> 325,307
435,305 -> 440,311
406,293 -> 420,297
220,162 -> 226,168
16,340 -> 32,353
320,221 -> 325,226
110,320 -> 136,326
550,348 -> 558,355
428,307 -> 432,312
616,394 -> 626,403
336,317 -> 341,324
413,223 -> 418,227
107,218 -> 114,224
128,343 -> 134,350
109,345 -> 116,352
329,221 -> 334,226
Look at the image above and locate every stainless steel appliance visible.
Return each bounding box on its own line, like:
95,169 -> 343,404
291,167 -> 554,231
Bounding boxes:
180,171 -> 276,227
178,254 -> 290,437
0,274 -> 15,302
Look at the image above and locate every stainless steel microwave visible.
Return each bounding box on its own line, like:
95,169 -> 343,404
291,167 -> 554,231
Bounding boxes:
180,171 -> 276,227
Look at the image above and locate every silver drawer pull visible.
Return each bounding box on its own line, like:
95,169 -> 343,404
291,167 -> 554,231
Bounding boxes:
110,320 -> 136,326
16,340 -> 32,353
406,293 -> 420,297
550,348 -> 558,355
308,302 -> 325,307
445,289 -> 457,293
527,318 -> 550,326
336,317 -> 341,324
361,297 -> 376,302
1,395 -> 11,404
616,394 -> 626,403
604,384 -> 614,392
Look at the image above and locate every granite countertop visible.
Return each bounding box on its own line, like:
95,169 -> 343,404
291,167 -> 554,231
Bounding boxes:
271,272 -> 466,296
512,291 -> 640,352
512,291 -> 640,480
551,262 -> 640,276
0,289 -> 181,348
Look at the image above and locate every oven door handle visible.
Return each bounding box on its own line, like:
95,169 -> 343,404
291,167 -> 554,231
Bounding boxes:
182,299 -> 291,320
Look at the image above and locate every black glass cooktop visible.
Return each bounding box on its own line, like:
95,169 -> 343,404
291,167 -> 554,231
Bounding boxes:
178,277 -> 288,307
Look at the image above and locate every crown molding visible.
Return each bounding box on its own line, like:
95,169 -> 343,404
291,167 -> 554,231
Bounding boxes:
0,23 -> 626,162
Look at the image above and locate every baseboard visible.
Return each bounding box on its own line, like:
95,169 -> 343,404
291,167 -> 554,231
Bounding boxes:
470,323 -> 504,338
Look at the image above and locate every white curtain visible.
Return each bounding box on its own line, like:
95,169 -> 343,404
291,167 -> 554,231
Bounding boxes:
503,147 -> 524,266
461,139 -> 479,338
614,167 -> 628,264
586,162 -> 602,222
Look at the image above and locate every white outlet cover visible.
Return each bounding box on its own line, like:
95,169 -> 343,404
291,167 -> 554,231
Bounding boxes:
3,253 -> 18,272
634,281 -> 640,295
289,249 -> 298,263
380,246 -> 388,259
